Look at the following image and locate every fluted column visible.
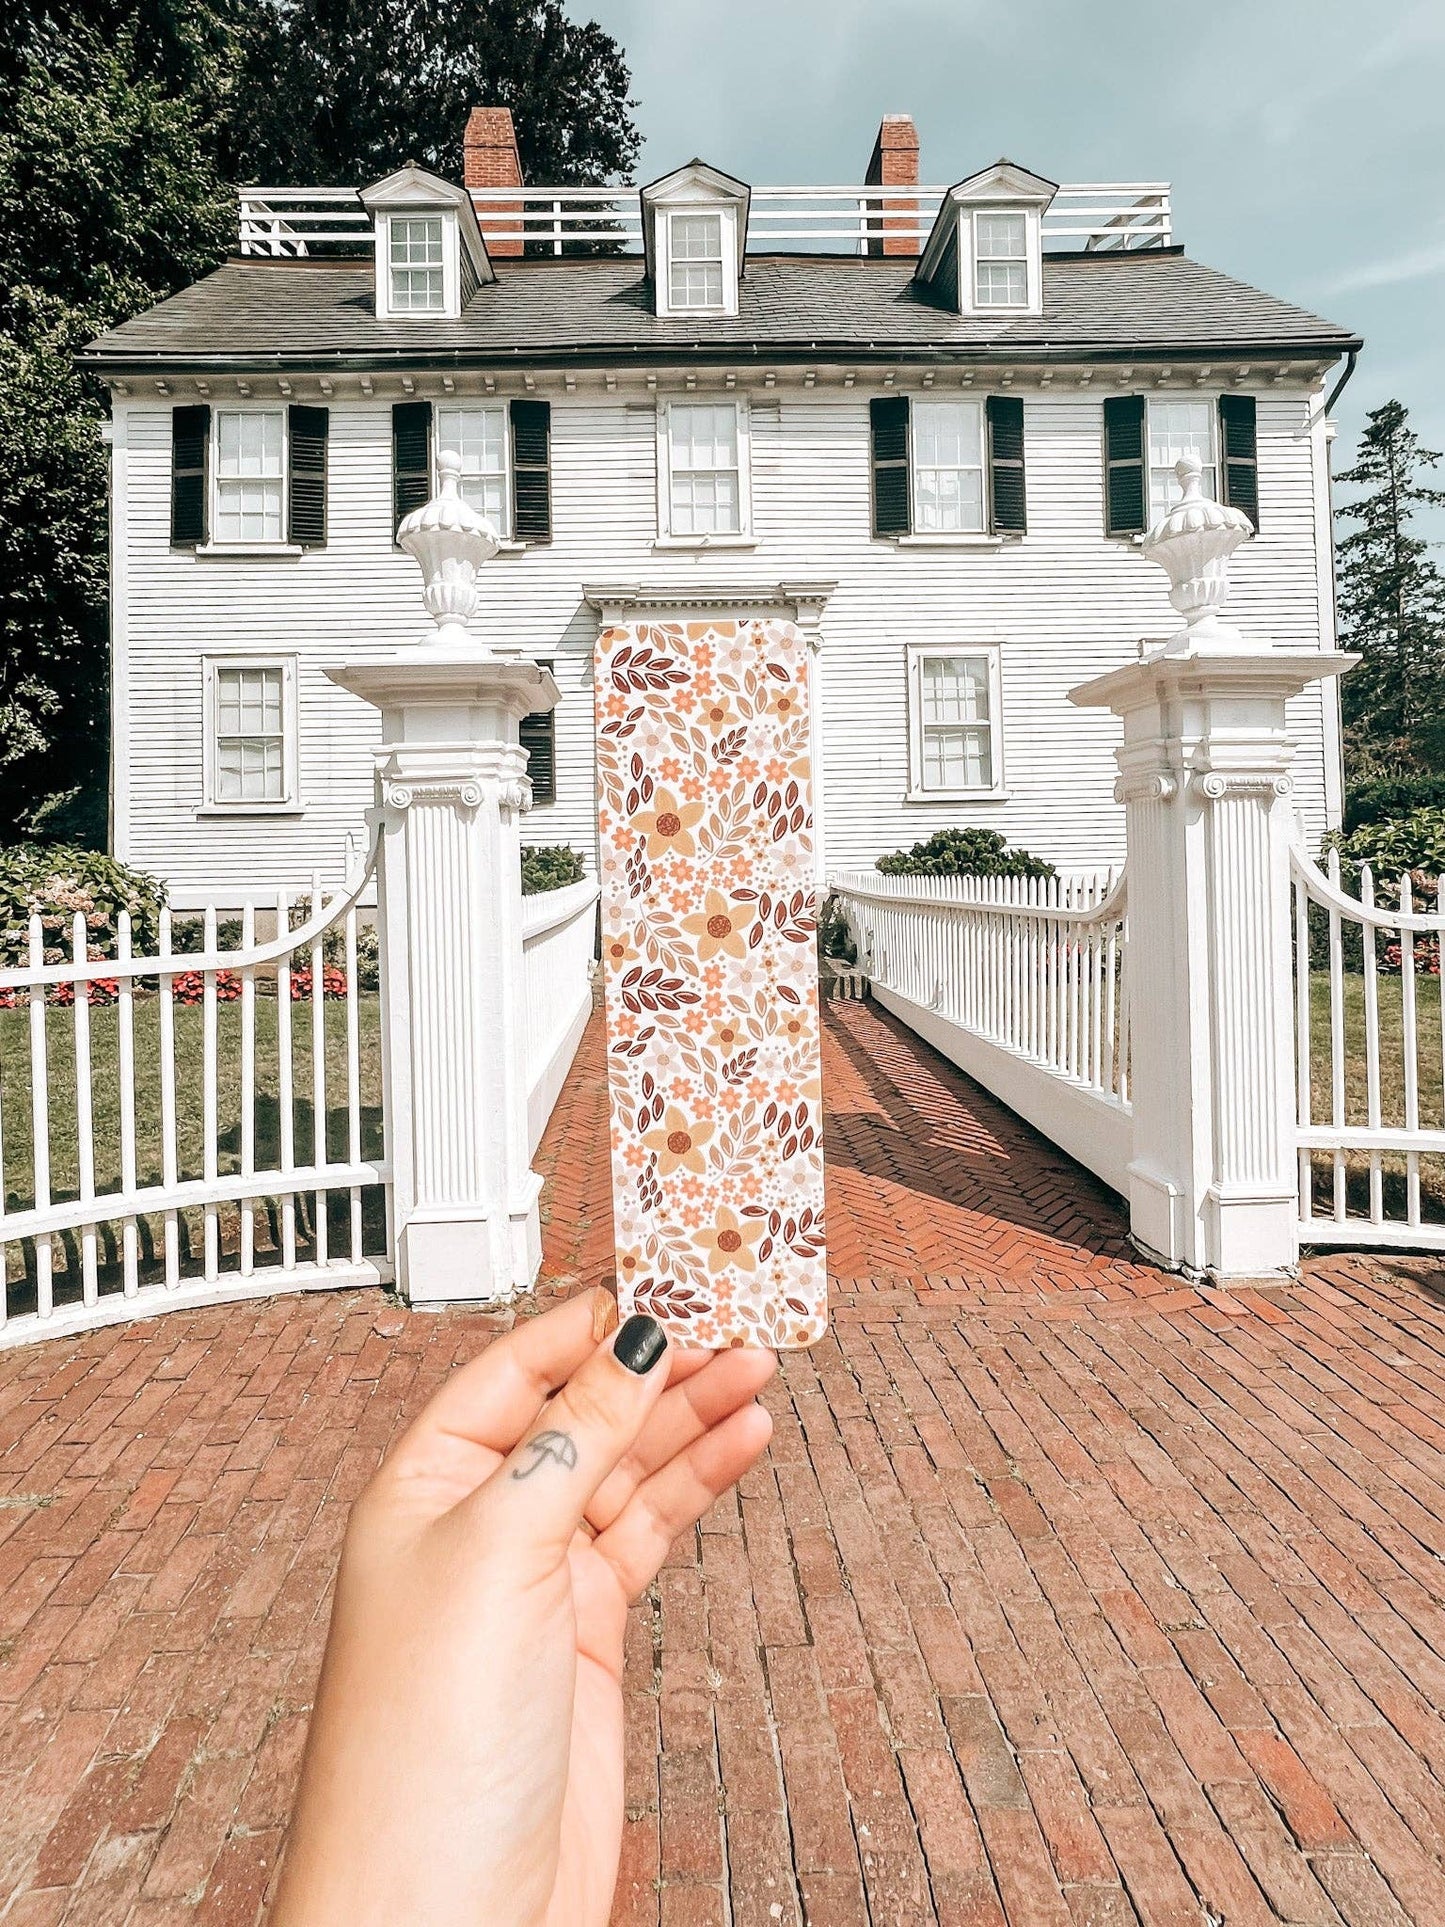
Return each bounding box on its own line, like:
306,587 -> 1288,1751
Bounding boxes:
1070,456 -> 1353,1279
330,657 -> 559,1303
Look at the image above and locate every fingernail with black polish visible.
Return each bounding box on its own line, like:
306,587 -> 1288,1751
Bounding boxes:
613,1313 -> 668,1375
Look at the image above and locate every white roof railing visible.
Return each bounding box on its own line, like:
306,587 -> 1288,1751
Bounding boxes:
238,181 -> 1172,259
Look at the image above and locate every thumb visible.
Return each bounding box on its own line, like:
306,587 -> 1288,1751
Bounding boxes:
475,1313 -> 671,1566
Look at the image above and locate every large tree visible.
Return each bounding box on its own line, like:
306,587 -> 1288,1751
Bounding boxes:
0,24 -> 232,836
1335,400 -> 1445,777
231,0 -> 639,186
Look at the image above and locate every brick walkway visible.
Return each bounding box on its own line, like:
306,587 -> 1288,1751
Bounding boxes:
2,1005 -> 1445,1924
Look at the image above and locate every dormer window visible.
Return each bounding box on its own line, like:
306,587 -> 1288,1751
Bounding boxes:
974,212 -> 1028,308
914,160 -> 1054,320
641,160 -> 749,320
389,217 -> 445,313
361,164 -> 494,321
669,214 -> 725,310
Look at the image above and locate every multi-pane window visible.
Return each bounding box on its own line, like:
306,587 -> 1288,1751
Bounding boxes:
213,664 -> 287,804
1147,400 -> 1218,523
912,401 -> 986,532
974,212 -> 1028,307
389,216 -> 445,313
913,651 -> 999,793
668,404 -> 742,535
436,405 -> 509,531
214,410 -> 284,544
668,214 -> 725,311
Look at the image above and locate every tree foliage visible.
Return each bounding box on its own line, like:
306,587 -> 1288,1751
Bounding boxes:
1335,400 -> 1445,779
230,0 -> 640,187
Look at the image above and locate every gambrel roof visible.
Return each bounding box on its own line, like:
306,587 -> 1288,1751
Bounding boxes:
80,248 -> 1360,375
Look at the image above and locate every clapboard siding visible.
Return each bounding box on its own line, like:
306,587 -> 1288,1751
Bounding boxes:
115,384 -> 1339,895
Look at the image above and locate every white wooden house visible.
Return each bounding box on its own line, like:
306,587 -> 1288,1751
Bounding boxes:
82,110 -> 1361,901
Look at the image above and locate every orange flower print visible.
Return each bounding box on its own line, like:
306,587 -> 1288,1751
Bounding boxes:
636,786 -> 705,861
681,888 -> 752,962
641,1105 -> 716,1176
596,617 -> 825,1353
698,1204 -> 765,1274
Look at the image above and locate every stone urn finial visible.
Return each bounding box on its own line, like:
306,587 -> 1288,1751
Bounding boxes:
397,448 -> 501,651
1140,453 -> 1255,655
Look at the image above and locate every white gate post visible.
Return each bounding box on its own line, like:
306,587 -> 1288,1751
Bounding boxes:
1071,458 -> 1352,1280
329,454 -> 559,1305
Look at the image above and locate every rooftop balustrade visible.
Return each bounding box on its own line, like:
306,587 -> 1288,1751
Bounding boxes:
237,181 -> 1173,259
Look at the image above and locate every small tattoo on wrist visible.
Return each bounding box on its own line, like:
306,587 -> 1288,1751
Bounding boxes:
512,1429 -> 579,1480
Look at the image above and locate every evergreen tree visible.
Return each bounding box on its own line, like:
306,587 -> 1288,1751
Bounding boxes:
1335,400 -> 1445,775
231,0 -> 639,188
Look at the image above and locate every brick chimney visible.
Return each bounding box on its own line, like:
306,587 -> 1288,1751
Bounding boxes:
864,114 -> 920,258
464,106 -> 524,258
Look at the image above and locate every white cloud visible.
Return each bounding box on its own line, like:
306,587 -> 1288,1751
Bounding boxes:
1323,237 -> 1445,296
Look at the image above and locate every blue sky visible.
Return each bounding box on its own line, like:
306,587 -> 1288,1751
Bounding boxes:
586,0 -> 1445,515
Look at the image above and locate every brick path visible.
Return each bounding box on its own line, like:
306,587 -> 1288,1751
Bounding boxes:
2,1004 -> 1445,1923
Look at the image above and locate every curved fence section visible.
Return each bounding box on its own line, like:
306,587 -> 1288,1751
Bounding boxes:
830,869 -> 1131,1194
0,833 -> 392,1347
521,877 -> 600,1155
1291,841 -> 1445,1250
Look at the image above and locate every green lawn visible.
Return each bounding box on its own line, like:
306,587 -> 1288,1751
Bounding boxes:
1304,969 -> 1445,1224
0,993 -> 386,1309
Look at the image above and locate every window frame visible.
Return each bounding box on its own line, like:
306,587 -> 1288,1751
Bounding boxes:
973,210 -> 1029,310
200,655 -> 301,815
958,204 -> 1042,317
655,205 -> 740,319
434,401 -> 512,538
656,397 -> 753,544
1145,397 -> 1220,527
909,398 -> 989,535
905,643 -> 1006,802
208,404 -> 289,551
376,209 -> 460,320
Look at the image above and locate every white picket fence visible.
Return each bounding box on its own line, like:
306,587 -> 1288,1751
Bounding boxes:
0,835 -> 390,1348
521,878 -> 600,1154
1291,841 -> 1445,1250
0,836 -> 602,1348
831,869 -> 1132,1194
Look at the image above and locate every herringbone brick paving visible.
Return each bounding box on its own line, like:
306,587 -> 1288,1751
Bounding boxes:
1,1002 -> 1444,1923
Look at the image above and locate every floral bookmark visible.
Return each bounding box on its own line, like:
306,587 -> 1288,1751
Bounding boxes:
594,617 -> 827,1350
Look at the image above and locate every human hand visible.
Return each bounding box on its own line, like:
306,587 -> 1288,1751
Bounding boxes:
268,1289 -> 776,1927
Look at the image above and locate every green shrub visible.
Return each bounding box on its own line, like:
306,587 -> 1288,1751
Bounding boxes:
876,827 -> 1055,880
521,844 -> 587,896
0,845 -> 166,967
1344,775 -> 1445,832
817,895 -> 857,965
1323,808 -> 1445,906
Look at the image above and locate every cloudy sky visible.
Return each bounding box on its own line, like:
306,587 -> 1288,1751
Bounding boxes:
587,0 -> 1445,513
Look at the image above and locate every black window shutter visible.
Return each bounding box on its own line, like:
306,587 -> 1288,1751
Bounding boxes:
287,404 -> 329,547
392,400 -> 432,534
170,404 -> 210,547
870,395 -> 911,537
1219,393 -> 1259,530
1103,394 -> 1147,538
519,706 -> 555,803
986,394 -> 1027,534
510,398 -> 552,544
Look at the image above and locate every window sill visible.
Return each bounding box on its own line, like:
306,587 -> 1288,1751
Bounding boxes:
894,534 -> 1006,550
195,803 -> 306,819
193,543 -> 304,559
652,534 -> 758,552
904,788 -> 1011,804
